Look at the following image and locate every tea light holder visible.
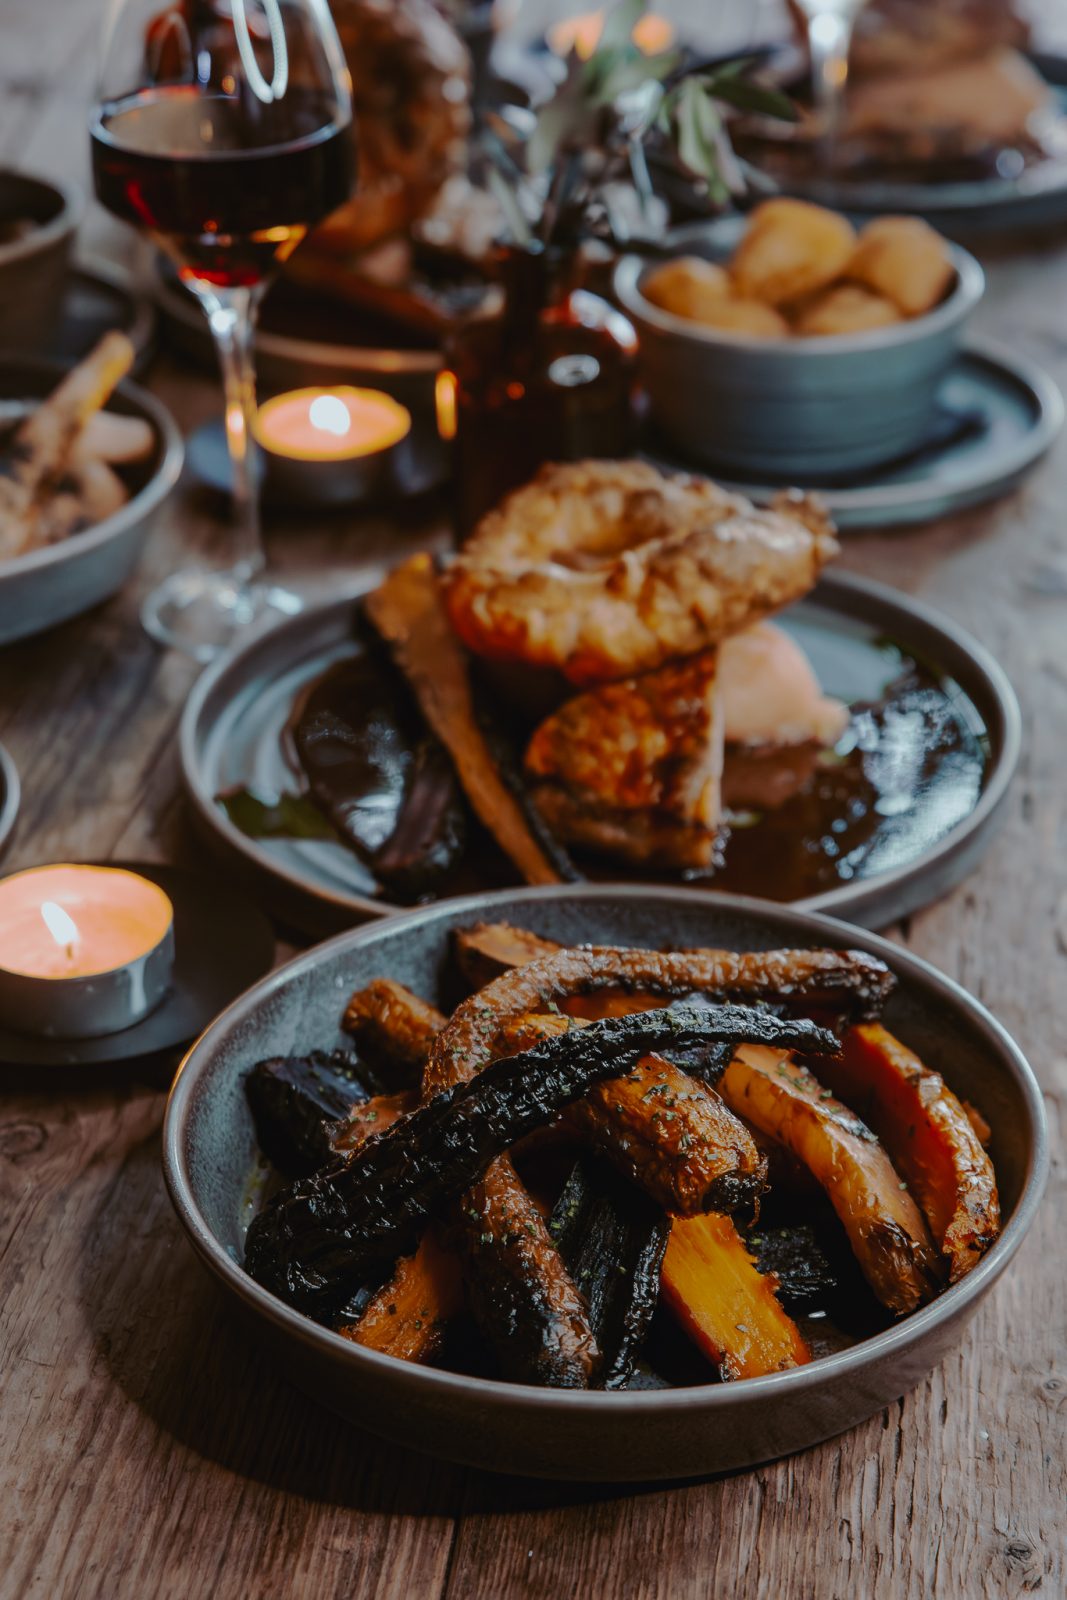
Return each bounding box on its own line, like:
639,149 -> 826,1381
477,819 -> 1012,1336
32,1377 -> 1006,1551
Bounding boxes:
0,863 -> 175,1038
187,386 -> 450,510
253,385 -> 413,506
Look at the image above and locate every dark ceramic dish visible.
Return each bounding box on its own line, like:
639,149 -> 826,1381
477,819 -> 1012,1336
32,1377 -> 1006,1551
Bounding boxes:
179,570 -> 1020,937
163,886 -> 1046,1482
738,51 -> 1067,240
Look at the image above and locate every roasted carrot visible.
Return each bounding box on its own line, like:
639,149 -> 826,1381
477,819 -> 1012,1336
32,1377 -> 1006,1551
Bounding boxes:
342,977 -> 445,1081
661,1212 -> 811,1380
720,1045 -> 941,1314
338,1229 -> 463,1363
816,1024 -> 1000,1283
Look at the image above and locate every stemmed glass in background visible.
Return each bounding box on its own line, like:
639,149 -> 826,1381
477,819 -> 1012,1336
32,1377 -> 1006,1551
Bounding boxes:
792,0 -> 868,162
91,0 -> 353,661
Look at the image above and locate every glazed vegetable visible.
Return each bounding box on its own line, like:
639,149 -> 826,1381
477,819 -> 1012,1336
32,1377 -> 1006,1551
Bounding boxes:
331,1084 -> 452,1364
747,1223 -> 839,1313
549,1157 -> 671,1390
720,1045 -> 941,1314
452,1153 -> 602,1387
330,1090 -> 416,1153
338,1228 -> 464,1364
342,978 -> 446,1084
815,1024 -> 1000,1282
570,1051 -> 766,1215
453,921 -> 566,992
661,1212 -> 811,1380
501,1012 -> 768,1215
342,976 -> 598,1384
423,942 -> 889,1099
245,1048 -> 368,1175
0,332 -> 136,560
365,553 -> 566,886
290,643 -> 466,902
245,1005 -> 836,1317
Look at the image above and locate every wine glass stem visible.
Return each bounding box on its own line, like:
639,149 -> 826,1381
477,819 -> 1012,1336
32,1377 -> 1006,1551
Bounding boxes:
808,10 -> 855,153
201,284 -> 266,586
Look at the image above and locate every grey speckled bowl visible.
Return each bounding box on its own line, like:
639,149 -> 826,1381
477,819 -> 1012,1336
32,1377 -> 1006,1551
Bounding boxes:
614,218 -> 985,479
0,359 -> 184,645
164,886 -> 1046,1482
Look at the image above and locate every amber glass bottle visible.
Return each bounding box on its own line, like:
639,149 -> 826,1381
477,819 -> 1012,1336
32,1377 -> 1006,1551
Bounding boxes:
441,243 -> 636,541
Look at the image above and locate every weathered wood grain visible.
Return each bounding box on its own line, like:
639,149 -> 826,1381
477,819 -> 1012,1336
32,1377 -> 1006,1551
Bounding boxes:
1,2 -> 1065,1598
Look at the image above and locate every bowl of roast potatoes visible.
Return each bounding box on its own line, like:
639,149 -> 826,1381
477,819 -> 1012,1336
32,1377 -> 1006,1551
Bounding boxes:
614,199 -> 984,479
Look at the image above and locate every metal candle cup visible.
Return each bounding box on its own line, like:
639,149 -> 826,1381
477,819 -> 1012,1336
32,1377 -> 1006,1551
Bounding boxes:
0,864 -> 175,1038
253,386 -> 412,506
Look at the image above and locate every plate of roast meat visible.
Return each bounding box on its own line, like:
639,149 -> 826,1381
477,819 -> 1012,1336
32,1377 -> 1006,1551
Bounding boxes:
182,459 -> 1018,934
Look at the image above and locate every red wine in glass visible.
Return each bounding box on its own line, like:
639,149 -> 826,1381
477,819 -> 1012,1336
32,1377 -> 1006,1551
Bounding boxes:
91,84 -> 352,287
90,0 -> 354,662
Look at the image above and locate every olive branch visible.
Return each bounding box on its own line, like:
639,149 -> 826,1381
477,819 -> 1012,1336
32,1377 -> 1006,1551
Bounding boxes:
480,0 -> 796,249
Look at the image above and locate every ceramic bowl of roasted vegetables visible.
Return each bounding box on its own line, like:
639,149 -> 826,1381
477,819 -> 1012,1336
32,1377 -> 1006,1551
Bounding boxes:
614,200 -> 984,479
163,885 -> 1046,1481
0,337 -> 184,645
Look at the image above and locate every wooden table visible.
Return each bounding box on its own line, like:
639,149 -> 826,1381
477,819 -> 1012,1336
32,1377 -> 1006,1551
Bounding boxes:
2,4 -> 1065,1597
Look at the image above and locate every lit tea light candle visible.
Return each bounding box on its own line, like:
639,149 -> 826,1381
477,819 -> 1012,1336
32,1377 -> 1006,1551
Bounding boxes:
252,386 -> 414,507
254,387 -> 411,462
0,864 -> 175,1038
547,8 -> 675,60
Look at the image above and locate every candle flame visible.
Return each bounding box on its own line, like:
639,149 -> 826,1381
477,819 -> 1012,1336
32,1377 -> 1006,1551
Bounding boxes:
40,900 -> 79,951
435,371 -> 458,441
309,394 -> 353,438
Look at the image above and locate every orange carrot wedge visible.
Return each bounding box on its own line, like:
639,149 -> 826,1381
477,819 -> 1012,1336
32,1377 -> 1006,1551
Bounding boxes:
661,1212 -> 811,1381
817,1024 -> 1000,1283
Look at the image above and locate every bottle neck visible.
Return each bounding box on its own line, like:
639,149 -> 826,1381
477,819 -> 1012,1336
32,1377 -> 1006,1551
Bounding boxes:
493,244 -> 574,341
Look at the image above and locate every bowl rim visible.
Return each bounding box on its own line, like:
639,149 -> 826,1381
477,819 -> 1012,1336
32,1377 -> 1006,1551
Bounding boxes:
0,170 -> 83,268
163,882 -> 1049,1419
614,237 -> 985,355
0,361 -> 185,578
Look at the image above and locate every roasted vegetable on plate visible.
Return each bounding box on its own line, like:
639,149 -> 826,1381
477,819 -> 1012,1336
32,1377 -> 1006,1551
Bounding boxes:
242,925 -> 1000,1390
0,332 -> 150,564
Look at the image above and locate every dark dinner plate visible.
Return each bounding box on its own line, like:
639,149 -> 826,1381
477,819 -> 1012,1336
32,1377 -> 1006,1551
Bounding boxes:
734,51 -> 1067,240
646,342 -> 1063,532
163,885 -> 1047,1480
179,571 -> 1020,937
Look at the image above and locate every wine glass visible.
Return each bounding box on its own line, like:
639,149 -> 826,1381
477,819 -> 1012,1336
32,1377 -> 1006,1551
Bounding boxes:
91,0 -> 353,661
793,0 -> 868,163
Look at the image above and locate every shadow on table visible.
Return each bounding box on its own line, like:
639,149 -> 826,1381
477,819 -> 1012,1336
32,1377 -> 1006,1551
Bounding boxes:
78,1127 -> 736,1520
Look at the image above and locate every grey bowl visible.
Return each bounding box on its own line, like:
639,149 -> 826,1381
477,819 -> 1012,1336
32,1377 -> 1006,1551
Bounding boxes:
0,359 -> 184,645
0,170 -> 83,354
614,218 -> 985,479
163,885 -> 1047,1482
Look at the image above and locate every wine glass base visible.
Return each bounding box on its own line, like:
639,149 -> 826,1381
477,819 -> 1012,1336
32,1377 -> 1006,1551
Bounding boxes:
141,569 -> 302,664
